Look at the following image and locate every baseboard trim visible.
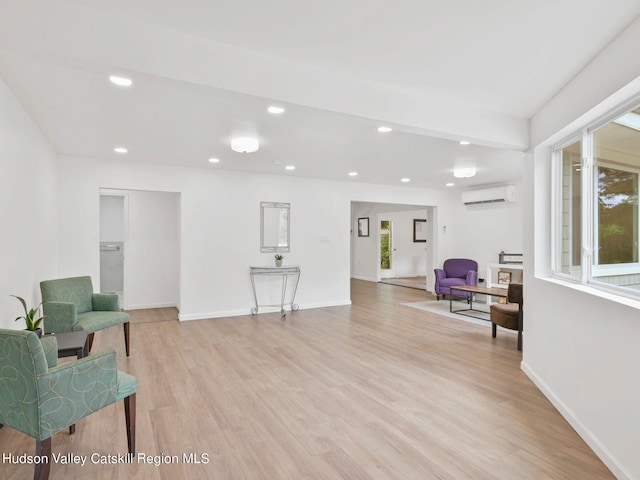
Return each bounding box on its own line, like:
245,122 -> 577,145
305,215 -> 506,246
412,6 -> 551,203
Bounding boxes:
521,361 -> 632,480
352,276 -> 378,283
178,300 -> 352,321
125,302 -> 176,311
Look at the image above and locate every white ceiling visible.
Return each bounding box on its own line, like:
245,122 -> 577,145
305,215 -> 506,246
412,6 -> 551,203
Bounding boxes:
1,0 -> 639,189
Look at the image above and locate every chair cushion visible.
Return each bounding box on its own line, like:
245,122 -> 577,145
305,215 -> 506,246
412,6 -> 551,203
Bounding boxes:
490,303 -> 520,330
116,371 -> 137,401
439,278 -> 468,288
75,311 -> 129,333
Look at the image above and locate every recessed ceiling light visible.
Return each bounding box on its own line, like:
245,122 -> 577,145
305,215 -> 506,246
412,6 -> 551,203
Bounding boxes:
268,106 -> 285,114
208,158 -> 220,163
446,182 -> 455,187
348,172 -> 358,176
401,178 -> 411,182
285,165 -> 295,170
453,167 -> 476,178
114,147 -> 128,154
109,75 -> 133,87
377,126 -> 392,133
231,137 -> 259,153
459,140 -> 470,145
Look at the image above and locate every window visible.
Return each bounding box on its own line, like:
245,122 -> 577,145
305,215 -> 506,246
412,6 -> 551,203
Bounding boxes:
558,139 -> 582,280
554,104 -> 640,296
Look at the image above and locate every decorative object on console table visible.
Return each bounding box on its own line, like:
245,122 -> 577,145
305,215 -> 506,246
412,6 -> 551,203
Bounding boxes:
413,219 -> 427,242
358,217 -> 369,237
11,295 -> 45,338
275,254 -> 283,267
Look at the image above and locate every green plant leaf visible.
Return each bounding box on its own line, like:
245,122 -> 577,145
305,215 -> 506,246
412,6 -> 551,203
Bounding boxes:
10,295 -> 28,314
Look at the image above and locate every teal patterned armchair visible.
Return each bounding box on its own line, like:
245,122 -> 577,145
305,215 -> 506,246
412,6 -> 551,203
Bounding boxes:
0,329 -> 136,480
40,276 -> 130,356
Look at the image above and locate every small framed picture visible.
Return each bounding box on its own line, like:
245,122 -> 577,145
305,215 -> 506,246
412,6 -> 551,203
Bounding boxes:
413,219 -> 427,242
358,217 -> 369,237
498,271 -> 512,285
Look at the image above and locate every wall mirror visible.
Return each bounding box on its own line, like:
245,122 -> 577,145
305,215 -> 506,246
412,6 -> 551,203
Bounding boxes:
261,202 -> 290,252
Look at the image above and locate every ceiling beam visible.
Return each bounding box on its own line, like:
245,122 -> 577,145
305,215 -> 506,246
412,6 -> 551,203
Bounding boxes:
1,0 -> 529,150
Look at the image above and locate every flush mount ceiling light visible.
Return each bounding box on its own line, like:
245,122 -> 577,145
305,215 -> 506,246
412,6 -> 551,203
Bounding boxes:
401,178 -> 411,182
231,137 -> 259,153
459,140 -> 470,145
114,147 -> 128,154
208,158 -> 220,163
453,167 -> 476,178
268,106 -> 285,114
285,165 -> 295,170
446,182 -> 455,187
348,171 -> 358,176
109,75 -> 133,87
377,126 -> 392,133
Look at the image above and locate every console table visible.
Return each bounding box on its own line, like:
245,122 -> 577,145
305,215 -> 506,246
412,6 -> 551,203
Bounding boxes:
250,266 -> 300,316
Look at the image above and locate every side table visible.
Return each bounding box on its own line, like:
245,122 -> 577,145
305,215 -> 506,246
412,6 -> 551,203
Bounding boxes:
46,330 -> 90,359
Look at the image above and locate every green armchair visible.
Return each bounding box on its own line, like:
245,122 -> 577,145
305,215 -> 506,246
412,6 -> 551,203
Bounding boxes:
40,275 -> 130,356
0,329 -> 136,480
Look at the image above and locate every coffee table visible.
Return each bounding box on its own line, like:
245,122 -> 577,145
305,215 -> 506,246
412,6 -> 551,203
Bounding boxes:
449,285 -> 508,320
45,331 -> 89,359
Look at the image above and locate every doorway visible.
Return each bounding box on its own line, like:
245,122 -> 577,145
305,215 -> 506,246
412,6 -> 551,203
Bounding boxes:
99,188 -> 180,312
350,201 -> 435,291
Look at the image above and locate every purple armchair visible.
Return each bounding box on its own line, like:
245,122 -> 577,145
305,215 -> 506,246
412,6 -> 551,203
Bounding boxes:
434,258 -> 478,300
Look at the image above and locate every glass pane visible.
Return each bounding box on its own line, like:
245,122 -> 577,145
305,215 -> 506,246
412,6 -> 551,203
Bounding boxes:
380,220 -> 392,269
592,107 -> 640,291
559,140 -> 582,279
596,166 -> 637,264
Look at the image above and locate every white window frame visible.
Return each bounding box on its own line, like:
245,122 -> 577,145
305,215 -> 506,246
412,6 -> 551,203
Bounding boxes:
552,95 -> 640,299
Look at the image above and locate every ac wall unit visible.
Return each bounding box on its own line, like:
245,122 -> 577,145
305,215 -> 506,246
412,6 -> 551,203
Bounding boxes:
461,185 -> 516,206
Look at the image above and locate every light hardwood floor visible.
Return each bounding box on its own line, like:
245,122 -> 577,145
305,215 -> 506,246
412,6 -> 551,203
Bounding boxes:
1,280 -> 613,479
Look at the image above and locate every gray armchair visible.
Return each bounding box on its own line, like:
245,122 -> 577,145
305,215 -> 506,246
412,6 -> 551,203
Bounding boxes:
40,276 -> 130,356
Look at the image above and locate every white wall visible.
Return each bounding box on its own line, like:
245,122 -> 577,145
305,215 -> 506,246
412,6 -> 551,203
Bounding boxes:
0,77 -> 58,329
100,195 -> 125,242
125,190 -> 180,310
56,156 -> 453,319
527,17 -> 640,480
381,210 -> 429,278
439,180 -> 524,283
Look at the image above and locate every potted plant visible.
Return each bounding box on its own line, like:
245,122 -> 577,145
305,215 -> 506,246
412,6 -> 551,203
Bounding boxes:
275,254 -> 284,267
11,295 -> 45,338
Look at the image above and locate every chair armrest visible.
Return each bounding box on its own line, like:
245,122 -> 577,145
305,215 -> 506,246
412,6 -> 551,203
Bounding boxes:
40,336 -> 58,368
43,302 -> 77,332
93,293 -> 120,312
434,269 -> 447,281
37,350 -> 118,435
466,270 -> 477,285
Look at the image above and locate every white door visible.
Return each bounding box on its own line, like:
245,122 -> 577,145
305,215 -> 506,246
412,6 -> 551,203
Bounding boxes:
379,218 -> 396,278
